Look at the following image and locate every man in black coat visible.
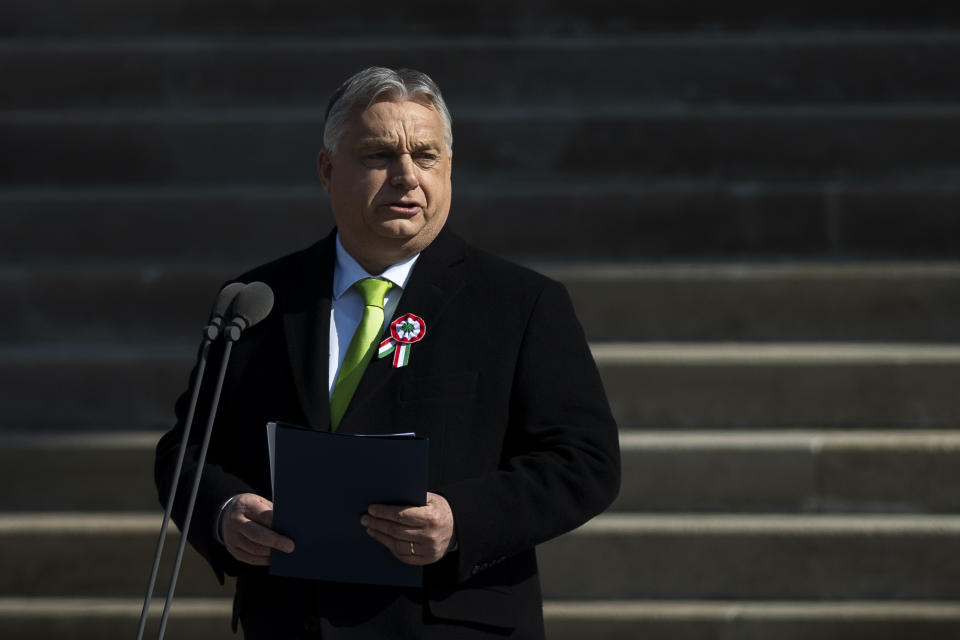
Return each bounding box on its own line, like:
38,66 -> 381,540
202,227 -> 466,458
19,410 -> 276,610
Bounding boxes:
155,67 -> 620,639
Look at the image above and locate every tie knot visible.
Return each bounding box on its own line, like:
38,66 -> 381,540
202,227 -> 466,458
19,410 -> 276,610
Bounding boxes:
354,277 -> 393,309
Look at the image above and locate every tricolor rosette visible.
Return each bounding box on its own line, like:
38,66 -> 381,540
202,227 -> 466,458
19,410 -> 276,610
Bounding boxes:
378,313 -> 426,368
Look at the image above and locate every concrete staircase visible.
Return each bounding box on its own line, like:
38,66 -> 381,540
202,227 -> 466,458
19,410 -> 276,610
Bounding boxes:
3,3 -> 960,638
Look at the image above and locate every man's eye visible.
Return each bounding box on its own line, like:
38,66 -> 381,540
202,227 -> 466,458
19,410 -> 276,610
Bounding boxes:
415,154 -> 439,165
361,153 -> 391,167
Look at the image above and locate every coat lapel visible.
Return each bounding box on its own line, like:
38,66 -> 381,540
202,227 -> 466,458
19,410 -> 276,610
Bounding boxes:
336,228 -> 468,433
282,232 -> 337,431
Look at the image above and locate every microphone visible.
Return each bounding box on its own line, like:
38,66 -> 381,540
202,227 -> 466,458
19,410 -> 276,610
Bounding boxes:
222,281 -> 275,342
202,282 -> 245,341
136,281 -> 245,640
154,282 -> 275,640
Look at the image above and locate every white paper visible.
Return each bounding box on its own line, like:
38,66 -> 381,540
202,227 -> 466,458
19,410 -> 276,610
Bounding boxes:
266,421 -> 277,497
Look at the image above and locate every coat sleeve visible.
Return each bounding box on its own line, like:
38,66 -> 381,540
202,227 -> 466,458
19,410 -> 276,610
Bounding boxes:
154,338 -> 255,582
437,278 -> 621,582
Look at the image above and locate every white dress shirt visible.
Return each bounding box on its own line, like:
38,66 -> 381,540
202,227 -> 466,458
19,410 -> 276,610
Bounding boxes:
328,234 -> 420,397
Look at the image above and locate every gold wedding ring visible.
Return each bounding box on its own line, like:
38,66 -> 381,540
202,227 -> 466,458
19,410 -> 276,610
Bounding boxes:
410,542 -> 416,556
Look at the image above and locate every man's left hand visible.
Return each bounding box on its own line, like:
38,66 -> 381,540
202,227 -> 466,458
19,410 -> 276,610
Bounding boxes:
362,492 -> 456,565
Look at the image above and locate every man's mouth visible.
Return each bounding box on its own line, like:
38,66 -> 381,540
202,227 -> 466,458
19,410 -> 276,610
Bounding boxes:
385,201 -> 422,215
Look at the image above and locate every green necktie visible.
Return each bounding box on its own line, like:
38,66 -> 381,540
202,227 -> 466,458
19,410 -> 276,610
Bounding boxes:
330,277 -> 394,430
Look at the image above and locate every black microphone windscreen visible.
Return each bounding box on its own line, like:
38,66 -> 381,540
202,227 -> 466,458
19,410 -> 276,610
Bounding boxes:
230,281 -> 275,329
209,282 -> 245,322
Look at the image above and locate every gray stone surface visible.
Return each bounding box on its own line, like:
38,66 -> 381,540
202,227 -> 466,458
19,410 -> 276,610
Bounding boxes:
539,514 -> 960,599
597,345 -> 960,429
0,516 -> 230,598
4,0 -> 960,36
616,431 -> 960,513
0,347 -> 187,431
556,263 -> 960,342
0,434 -> 160,511
4,34 -> 960,110
543,601 -> 960,640
5,599 -> 960,640
0,598 -> 233,640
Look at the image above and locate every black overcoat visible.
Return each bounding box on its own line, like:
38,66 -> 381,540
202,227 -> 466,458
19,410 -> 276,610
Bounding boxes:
155,228 -> 621,639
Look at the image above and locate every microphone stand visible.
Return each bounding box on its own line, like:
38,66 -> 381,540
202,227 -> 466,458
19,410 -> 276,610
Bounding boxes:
135,324 -> 219,640
137,281 -> 272,639
154,329 -> 238,640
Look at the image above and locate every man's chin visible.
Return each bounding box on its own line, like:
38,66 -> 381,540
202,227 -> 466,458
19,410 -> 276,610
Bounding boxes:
373,220 -> 423,241
369,212 -> 447,254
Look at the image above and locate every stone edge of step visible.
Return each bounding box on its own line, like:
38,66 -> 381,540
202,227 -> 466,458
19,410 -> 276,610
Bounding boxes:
3,597 -> 960,621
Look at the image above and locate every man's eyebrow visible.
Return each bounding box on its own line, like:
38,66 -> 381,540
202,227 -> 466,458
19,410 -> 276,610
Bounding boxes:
355,137 -> 398,149
354,137 -> 442,152
408,140 -> 442,152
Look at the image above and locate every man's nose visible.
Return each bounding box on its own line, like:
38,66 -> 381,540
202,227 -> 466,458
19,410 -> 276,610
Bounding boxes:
389,154 -> 419,190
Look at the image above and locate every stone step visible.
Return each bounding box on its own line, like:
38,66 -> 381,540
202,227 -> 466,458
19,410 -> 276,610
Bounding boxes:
5,262 -> 960,345
551,262 -> 960,342
540,513 -> 960,600
0,513 -> 232,598
0,345 -> 190,431
2,343 -> 958,431
615,430 -> 960,513
0,598 -> 233,640
597,343 -> 960,429
544,601 -> 960,640
4,1 -> 959,36
2,183 -> 959,263
4,33 -> 960,110
0,432 -> 160,511
6,430 -> 960,514
5,512 -> 960,600
7,598 -> 960,640
4,106 -> 960,186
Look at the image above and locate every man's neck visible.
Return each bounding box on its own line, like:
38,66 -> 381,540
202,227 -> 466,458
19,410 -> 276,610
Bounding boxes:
338,239 -> 413,275
334,234 -> 421,297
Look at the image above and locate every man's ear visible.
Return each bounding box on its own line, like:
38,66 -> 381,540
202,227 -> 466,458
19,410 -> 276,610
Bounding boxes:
317,149 -> 333,191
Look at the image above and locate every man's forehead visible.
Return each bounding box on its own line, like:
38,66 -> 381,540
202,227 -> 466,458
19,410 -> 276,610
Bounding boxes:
349,99 -> 444,141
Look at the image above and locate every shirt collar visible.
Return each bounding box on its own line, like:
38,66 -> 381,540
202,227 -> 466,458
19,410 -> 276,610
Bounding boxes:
333,233 -> 420,300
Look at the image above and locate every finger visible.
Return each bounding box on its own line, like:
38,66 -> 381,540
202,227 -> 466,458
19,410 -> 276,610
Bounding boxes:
367,503 -> 430,526
360,514 -> 450,559
239,519 -> 295,553
229,533 -> 274,558
361,514 -> 423,540
425,492 -> 446,506
365,527 -> 430,566
223,520 -> 279,557
238,495 -> 276,528
226,543 -> 271,566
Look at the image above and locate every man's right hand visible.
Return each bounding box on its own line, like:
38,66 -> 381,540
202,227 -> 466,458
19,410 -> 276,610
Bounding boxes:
221,493 -> 295,566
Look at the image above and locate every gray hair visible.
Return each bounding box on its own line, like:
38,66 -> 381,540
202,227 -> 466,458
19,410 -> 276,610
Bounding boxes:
322,67 -> 453,154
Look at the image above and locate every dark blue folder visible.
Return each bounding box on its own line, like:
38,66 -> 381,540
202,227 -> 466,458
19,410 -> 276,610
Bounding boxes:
267,421 -> 428,587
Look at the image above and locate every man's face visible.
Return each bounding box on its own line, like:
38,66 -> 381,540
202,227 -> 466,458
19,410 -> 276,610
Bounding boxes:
318,98 -> 452,273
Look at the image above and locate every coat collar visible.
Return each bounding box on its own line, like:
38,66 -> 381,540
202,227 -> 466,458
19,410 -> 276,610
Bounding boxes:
282,231 -> 337,431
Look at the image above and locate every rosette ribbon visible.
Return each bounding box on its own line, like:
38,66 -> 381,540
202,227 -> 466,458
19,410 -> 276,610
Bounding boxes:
378,313 -> 426,368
